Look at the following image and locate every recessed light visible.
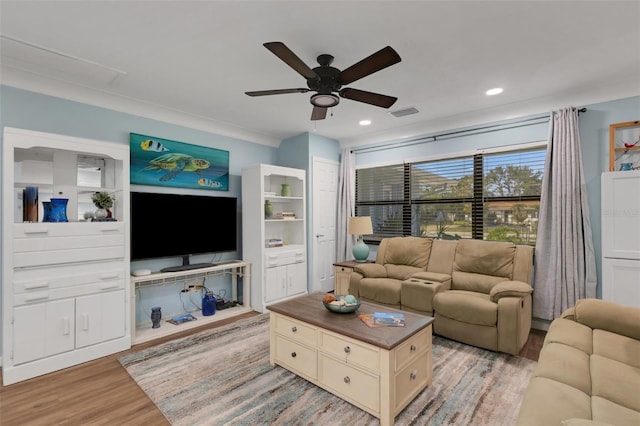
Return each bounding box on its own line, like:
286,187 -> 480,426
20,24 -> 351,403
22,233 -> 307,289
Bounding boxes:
359,120 -> 372,126
486,87 -> 503,96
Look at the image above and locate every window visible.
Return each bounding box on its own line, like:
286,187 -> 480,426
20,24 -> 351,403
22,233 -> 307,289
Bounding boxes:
355,146 -> 545,245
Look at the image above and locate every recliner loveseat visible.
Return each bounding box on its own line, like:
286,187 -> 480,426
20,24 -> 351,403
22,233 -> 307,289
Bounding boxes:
349,236 -> 534,355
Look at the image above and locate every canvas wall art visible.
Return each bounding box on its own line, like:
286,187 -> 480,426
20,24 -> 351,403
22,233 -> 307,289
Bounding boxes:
130,133 -> 229,191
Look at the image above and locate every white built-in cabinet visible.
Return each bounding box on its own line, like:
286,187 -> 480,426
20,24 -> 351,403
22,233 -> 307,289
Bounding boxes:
242,164 -> 307,312
2,127 -> 130,385
601,170 -> 640,308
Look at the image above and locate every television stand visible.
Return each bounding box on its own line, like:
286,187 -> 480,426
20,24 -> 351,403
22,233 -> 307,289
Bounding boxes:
130,261 -> 251,344
160,262 -> 214,273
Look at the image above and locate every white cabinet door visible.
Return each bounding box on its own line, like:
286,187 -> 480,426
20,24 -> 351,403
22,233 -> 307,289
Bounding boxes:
13,299 -> 75,365
287,262 -> 308,296
265,266 -> 287,303
76,290 -> 125,348
602,258 -> 640,308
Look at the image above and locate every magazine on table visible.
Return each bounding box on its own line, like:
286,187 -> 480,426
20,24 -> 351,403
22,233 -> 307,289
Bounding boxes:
359,312 -> 406,327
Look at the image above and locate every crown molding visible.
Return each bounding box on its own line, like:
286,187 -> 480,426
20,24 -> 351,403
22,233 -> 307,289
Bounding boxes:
0,66 -> 282,148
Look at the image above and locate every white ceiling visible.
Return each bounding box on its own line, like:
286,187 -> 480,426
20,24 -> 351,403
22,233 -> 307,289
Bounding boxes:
1,1 -> 639,148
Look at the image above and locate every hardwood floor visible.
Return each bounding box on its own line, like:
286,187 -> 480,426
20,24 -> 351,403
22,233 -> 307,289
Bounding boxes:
0,312 -> 258,426
0,315 -> 545,425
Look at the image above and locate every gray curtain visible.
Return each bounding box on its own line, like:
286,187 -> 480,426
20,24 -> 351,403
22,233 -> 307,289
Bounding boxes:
533,107 -> 597,320
336,148 -> 355,262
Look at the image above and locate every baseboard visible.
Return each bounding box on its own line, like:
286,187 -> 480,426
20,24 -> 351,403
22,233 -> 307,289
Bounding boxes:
531,318 -> 551,331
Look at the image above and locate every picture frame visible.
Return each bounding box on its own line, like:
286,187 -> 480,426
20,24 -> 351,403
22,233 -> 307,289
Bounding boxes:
130,133 -> 229,190
609,120 -> 640,171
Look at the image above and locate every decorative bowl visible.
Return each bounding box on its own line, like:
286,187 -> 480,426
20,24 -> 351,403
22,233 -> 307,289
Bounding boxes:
323,295 -> 361,314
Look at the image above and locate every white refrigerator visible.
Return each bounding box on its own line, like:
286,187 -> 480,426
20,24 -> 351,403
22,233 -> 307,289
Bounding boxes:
601,170 -> 640,308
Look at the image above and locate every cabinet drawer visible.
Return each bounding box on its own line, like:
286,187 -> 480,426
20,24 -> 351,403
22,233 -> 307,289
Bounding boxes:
13,261 -> 125,293
319,353 -> 380,413
14,245 -> 125,268
394,352 -> 431,413
274,315 -> 316,347
264,249 -> 305,267
13,222 -> 125,238
13,282 -> 125,306
395,326 -> 431,371
320,331 -> 379,372
274,336 -> 317,380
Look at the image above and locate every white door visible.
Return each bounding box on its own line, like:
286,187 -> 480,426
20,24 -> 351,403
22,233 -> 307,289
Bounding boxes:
312,158 -> 339,293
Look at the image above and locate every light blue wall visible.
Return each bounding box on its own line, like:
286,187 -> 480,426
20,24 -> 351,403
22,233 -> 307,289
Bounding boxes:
278,132 -> 341,292
0,85 -> 280,326
353,96 -> 640,300
356,116 -> 550,167
578,96 -> 640,297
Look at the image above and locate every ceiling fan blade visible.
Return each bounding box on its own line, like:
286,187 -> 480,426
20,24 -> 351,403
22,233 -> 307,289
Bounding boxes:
245,88 -> 309,97
263,42 -> 318,80
311,106 -> 327,121
339,46 -> 401,85
339,88 -> 398,108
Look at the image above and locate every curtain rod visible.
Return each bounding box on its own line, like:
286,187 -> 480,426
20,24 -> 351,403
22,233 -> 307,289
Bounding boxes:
351,107 -> 587,154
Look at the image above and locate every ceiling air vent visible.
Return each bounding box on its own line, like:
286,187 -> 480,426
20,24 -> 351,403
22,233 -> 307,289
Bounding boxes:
390,107 -> 419,117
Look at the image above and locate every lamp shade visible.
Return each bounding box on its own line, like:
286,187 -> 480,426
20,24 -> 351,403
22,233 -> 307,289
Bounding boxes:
348,216 -> 373,235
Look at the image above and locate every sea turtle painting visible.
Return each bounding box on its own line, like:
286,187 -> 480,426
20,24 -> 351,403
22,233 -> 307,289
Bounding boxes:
143,153 -> 210,181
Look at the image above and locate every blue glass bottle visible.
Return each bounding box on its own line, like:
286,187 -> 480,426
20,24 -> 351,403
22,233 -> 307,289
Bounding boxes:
42,201 -> 52,222
202,292 -> 216,316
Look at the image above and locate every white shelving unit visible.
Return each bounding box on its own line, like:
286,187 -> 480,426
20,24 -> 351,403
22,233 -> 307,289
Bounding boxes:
2,127 -> 130,385
242,164 -> 307,312
130,261 -> 251,344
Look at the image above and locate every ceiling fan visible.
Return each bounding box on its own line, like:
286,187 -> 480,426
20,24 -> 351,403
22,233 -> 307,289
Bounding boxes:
245,42 -> 401,121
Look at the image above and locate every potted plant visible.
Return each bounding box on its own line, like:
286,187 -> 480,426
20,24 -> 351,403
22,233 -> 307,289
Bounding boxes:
91,192 -> 114,219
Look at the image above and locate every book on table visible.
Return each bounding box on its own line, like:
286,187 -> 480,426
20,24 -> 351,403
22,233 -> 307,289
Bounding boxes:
373,312 -> 406,327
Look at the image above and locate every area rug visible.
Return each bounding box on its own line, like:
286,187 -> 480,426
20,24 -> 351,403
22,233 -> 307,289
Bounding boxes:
119,314 -> 536,425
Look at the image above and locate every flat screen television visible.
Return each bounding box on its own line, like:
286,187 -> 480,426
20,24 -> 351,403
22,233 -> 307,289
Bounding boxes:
130,191 -> 237,272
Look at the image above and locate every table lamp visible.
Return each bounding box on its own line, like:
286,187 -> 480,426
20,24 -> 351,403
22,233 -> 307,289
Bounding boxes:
349,216 -> 373,262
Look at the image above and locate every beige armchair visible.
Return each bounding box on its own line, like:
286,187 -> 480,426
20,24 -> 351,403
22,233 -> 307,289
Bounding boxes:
432,239 -> 534,355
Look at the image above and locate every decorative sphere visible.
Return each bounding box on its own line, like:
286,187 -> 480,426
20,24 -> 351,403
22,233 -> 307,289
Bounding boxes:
345,295 -> 357,304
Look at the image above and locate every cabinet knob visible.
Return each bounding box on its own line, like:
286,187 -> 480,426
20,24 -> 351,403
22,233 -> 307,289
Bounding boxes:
291,352 -> 297,358
410,344 -> 417,352
343,376 -> 350,384
291,326 -> 297,332
410,371 -> 417,380
344,346 -> 351,354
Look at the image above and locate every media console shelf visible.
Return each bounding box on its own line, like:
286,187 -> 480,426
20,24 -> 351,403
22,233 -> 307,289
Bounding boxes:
130,261 -> 251,344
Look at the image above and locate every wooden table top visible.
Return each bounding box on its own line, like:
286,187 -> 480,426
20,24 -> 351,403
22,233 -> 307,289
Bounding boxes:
267,292 -> 434,350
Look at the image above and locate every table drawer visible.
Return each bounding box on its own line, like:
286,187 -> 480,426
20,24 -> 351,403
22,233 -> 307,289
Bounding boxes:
319,353 -> 380,413
320,331 -> 379,372
274,335 -> 317,380
394,351 -> 431,413
395,326 -> 431,371
274,315 -> 316,347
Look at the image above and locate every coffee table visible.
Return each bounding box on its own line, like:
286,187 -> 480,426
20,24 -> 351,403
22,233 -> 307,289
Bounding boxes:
267,292 -> 434,426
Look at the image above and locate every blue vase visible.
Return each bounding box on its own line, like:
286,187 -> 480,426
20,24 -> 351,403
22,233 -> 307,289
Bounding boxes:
42,201 -> 52,222
151,307 -> 162,328
202,292 -> 216,316
49,198 -> 69,222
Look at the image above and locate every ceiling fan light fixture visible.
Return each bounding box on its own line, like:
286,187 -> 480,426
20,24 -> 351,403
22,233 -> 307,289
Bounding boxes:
486,87 -> 503,96
310,93 -> 340,107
